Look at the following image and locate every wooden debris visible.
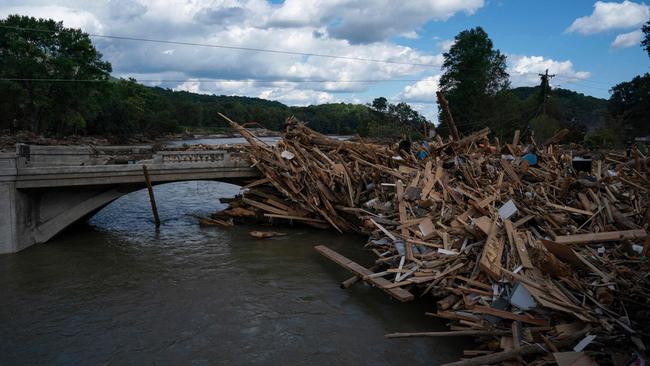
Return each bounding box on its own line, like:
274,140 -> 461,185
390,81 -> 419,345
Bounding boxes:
314,245 -> 414,302
216,115 -> 650,365
249,231 -> 286,239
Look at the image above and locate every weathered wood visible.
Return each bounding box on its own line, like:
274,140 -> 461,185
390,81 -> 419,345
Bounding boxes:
547,203 -> 592,216
469,305 -> 549,326
385,329 -> 511,338
554,229 -> 647,244
263,213 -> 327,223
436,91 -> 460,141
479,219 -> 503,279
314,245 -> 414,302
442,328 -> 590,366
142,165 -> 160,227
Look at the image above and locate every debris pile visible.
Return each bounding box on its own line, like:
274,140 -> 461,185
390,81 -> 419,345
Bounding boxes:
218,113 -> 649,365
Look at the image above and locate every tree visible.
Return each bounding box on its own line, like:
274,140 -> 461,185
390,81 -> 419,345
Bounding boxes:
0,15 -> 111,135
439,27 -> 509,135
607,73 -> 650,140
642,20 -> 650,58
371,97 -> 388,112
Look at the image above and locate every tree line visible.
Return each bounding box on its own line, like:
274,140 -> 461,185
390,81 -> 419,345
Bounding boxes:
433,26 -> 649,146
1,14 -> 648,145
0,15 -> 427,140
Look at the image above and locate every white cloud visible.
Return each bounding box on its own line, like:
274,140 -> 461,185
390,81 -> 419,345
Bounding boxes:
174,79 -> 336,106
508,55 -> 591,87
400,31 -> 420,39
408,102 -> 439,124
399,75 -> 441,103
265,0 -> 485,44
611,29 -> 643,48
0,5 -> 104,33
0,1 -> 478,107
438,39 -> 455,52
567,1 -> 650,35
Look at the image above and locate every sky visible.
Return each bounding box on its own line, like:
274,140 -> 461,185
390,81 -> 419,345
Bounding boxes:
1,0 -> 649,121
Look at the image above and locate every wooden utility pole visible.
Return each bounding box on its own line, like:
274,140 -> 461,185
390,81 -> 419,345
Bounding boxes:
142,165 -> 161,227
436,91 -> 460,141
538,69 -> 556,115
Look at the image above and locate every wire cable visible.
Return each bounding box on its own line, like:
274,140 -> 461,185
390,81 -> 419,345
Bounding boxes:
0,25 -> 440,68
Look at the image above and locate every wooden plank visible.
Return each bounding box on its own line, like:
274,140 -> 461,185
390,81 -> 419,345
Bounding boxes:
500,159 -> 522,186
554,229 -> 647,244
479,219 -> 503,279
397,180 -> 413,260
242,197 -> 288,215
314,245 -> 414,302
470,305 -> 549,326
436,91 -> 460,141
547,203 -> 592,216
514,233 -> 534,269
263,214 -> 327,223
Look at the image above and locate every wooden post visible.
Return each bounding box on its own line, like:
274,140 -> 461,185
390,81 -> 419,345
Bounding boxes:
436,91 -> 460,141
142,165 -> 161,227
633,146 -> 641,172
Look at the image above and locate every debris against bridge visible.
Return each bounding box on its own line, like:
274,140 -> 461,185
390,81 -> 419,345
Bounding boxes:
216,113 -> 649,365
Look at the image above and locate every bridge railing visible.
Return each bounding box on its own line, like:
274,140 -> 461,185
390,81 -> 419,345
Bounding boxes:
16,144 -> 154,167
153,150 -> 229,164
11,144 -> 248,168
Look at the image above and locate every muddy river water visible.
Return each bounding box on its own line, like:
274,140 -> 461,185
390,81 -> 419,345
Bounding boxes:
0,151 -> 464,365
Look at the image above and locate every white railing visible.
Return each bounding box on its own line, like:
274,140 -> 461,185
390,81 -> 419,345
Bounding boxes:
153,150 -> 228,164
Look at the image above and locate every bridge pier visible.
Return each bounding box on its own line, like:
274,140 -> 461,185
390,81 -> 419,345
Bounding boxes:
0,181 -> 22,253
0,182 -> 139,254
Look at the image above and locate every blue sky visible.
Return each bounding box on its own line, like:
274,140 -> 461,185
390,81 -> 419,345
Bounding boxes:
399,0 -> 648,98
1,0 -> 648,120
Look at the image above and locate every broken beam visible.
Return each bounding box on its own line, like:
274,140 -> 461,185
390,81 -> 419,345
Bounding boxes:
554,229 -> 647,244
314,245 -> 414,302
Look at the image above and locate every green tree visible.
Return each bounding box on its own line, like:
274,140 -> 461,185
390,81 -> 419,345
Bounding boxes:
0,15 -> 111,135
371,97 -> 388,112
439,27 -> 509,134
642,20 -> 650,58
607,73 -> 650,140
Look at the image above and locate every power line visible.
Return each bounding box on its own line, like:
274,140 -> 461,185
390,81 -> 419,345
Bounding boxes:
0,70 -> 591,85
0,25 -> 440,68
0,25 -> 620,87
0,77 -> 429,83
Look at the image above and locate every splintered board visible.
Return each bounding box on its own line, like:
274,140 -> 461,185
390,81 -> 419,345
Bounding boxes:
314,245 -> 414,302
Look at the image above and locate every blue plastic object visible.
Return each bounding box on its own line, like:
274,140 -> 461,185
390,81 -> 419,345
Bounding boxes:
522,153 -> 538,166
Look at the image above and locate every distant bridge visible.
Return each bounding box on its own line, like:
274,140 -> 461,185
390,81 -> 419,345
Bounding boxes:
0,144 -> 259,254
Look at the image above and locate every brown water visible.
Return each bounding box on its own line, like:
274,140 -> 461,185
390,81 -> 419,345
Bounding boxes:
0,181 -> 463,365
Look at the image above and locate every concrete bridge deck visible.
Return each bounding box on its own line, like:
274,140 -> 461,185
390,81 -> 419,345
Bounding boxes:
0,144 -> 259,254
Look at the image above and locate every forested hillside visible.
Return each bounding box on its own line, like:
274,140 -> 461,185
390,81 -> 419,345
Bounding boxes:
510,86 -> 608,130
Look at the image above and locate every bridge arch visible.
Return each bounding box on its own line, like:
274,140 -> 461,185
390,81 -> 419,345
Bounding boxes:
0,146 -> 259,254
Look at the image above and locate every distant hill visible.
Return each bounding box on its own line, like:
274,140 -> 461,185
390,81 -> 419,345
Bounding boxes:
510,86 -> 608,130
146,87 -> 378,135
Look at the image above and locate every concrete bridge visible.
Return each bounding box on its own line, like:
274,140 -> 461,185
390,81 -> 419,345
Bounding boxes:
0,144 -> 259,254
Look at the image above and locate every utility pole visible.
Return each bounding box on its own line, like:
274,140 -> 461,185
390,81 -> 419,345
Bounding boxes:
538,69 -> 556,115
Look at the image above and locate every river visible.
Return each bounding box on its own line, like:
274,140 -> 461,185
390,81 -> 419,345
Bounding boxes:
0,144 -> 464,365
